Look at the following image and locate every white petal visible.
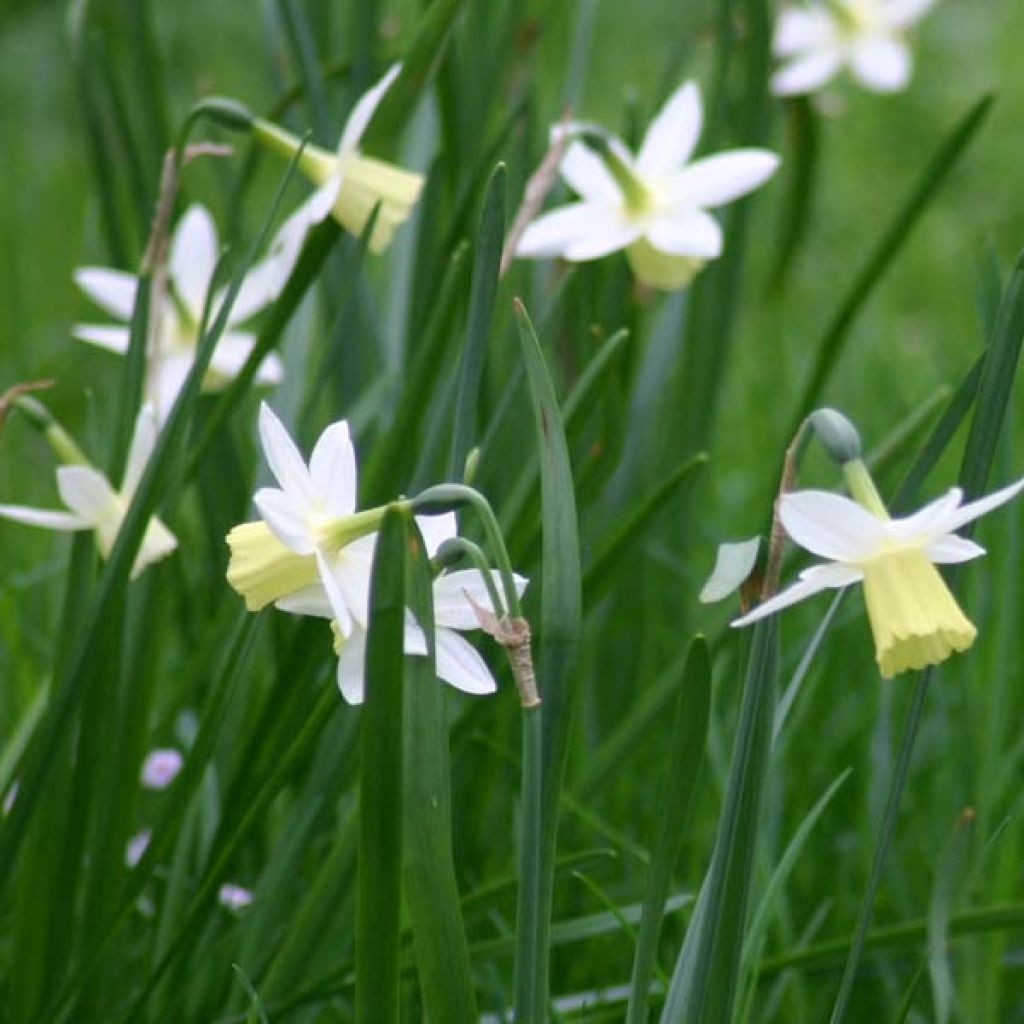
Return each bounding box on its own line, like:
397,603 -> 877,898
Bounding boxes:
780,490 -> 888,561
275,583 -> 333,618
309,421 -> 358,516
886,0 -> 939,28
927,536 -> 986,564
636,81 -> 702,178
73,324 -> 131,354
307,175 -> 344,224
415,512 -> 458,558
771,48 -> 844,96
255,352 -> 285,387
850,34 -> 912,93
516,202 -> 615,259
150,352 -> 193,424
170,204 -> 218,318
434,628 -> 497,695
558,140 -> 620,204
121,404 -> 159,499
73,267 -> 138,320
133,517 -> 178,578
887,488 -> 962,543
432,570 -> 529,629
732,562 -> 863,627
944,477 -> 1024,533
403,614 -> 430,657
56,466 -> 118,525
258,402 -> 314,507
773,7 -> 838,57
317,548 -> 355,637
563,213 -> 643,261
334,538 -> 377,629
0,503 -> 89,531
664,150 -> 780,210
254,487 -> 314,554
646,208 -> 723,259
338,63 -> 402,157
336,627 -> 367,704
208,332 -> 259,382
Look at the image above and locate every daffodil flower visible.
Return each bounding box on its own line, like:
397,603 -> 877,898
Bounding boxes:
515,81 -> 779,290
227,403 -> 389,637
74,204 -> 292,422
772,0 -> 938,97
252,64 -> 424,253
317,514 -> 528,704
0,404 -> 176,579
733,463 -> 1024,678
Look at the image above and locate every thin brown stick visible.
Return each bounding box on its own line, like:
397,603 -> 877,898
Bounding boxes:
762,418 -> 812,601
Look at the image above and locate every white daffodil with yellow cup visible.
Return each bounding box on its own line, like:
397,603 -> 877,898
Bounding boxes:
252,64 -> 424,254
733,445 -> 1024,679
772,0 -> 939,97
0,402 -> 176,579
515,80 -> 779,290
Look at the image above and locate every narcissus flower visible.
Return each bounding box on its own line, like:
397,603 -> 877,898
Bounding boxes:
515,81 -> 779,290
253,64 -> 424,253
319,515 -> 528,704
733,462 -> 1024,678
0,404 -> 177,579
772,0 -> 938,97
74,204 -> 291,421
226,403 -> 387,636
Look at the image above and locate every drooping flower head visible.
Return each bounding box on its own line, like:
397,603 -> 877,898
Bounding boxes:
515,81 -> 779,290
74,204 -> 294,422
252,64 -> 424,253
0,403 -> 177,579
772,0 -> 939,97
734,457 -> 1024,679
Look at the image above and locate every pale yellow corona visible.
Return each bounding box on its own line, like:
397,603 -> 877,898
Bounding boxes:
860,547 -> 976,679
226,521 -> 318,611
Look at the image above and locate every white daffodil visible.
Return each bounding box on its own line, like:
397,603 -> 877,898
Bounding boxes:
772,0 -> 938,97
74,203 -> 293,422
0,404 -> 177,579
733,464 -> 1024,679
253,64 -> 424,253
226,403 -> 388,637
515,81 -> 779,290
314,513 -> 529,704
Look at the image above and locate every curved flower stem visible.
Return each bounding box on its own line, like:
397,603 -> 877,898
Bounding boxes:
829,667 -> 932,1023
411,483 -> 522,618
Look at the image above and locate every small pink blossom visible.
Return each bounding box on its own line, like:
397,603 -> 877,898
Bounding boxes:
141,748 -> 184,790
218,883 -> 255,912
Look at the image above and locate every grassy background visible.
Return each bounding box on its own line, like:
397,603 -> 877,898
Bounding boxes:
2,0 -> 1024,1021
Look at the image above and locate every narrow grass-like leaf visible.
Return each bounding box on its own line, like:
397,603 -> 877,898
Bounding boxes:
790,94 -> 992,431
401,521 -> 479,1021
360,0 -> 471,156
357,505 -> 408,1024
513,299 -> 583,1022
660,618 -> 779,1023
450,163 -> 505,477
626,637 -> 711,1024
928,810 -> 975,1024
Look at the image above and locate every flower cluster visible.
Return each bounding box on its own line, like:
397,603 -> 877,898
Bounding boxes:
226,404 -> 527,703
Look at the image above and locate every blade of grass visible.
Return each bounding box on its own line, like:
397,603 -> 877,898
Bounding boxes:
357,505 -> 409,1024
513,299 -> 583,1022
402,522 -> 479,1021
626,637 -> 712,1024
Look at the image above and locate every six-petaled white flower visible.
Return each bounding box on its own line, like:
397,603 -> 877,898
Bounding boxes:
253,64 -> 424,253
733,473 -> 1024,678
515,80 -> 779,290
0,404 -> 177,579
74,203 -> 293,422
772,0 -> 939,97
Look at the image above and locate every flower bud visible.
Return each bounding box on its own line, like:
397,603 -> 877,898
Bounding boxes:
809,407 -> 862,466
